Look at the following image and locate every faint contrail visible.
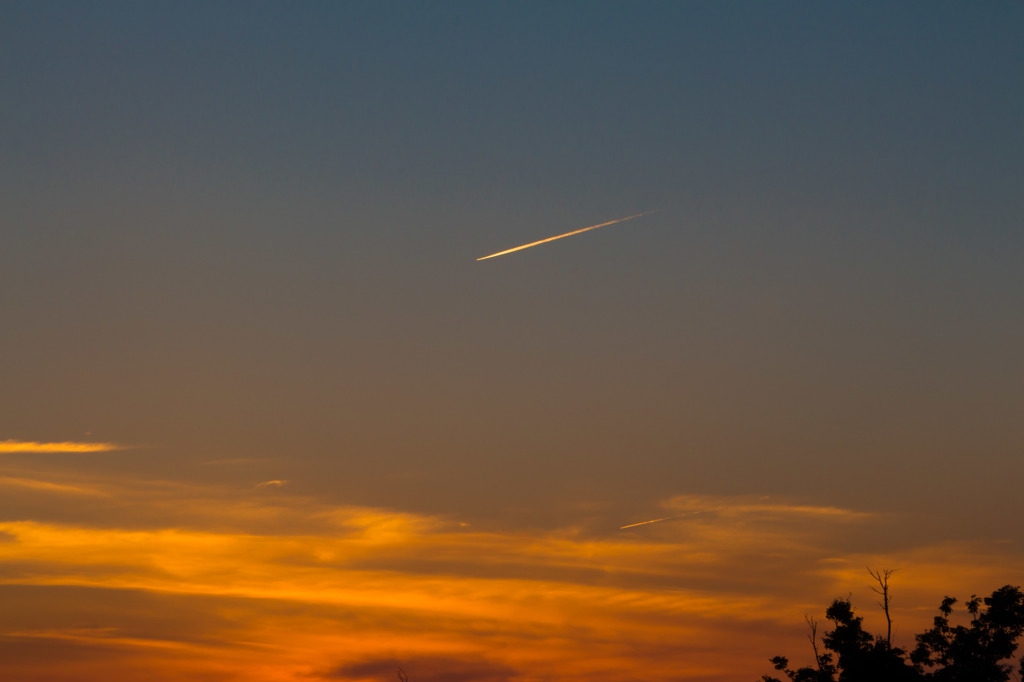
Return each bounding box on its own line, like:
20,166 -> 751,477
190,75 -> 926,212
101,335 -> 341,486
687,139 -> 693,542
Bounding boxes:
619,512 -> 697,530
476,210 -> 660,261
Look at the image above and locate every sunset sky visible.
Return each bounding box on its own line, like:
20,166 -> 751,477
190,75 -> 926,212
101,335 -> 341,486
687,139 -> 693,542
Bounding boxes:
2,3 -> 1023,681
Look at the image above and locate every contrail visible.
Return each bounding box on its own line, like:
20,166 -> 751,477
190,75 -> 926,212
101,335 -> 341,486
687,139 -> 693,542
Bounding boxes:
476,210 -> 660,261
619,515 -> 677,530
618,512 -> 697,530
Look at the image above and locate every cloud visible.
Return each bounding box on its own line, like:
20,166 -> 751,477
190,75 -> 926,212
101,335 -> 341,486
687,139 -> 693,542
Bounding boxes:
0,476 -> 1019,682
253,480 -> 287,489
323,655 -> 518,682
659,494 -> 878,521
0,440 -> 123,454
202,458 -> 273,466
0,494 -> 861,681
0,476 -> 104,496
4,627 -> 199,652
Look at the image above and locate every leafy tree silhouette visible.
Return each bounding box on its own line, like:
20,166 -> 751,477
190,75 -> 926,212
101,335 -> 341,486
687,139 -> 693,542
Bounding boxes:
761,578 -> 1024,682
911,585 -> 1024,682
764,595 -> 916,682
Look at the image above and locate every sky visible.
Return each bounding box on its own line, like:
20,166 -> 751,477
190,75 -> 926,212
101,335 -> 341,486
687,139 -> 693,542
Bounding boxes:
1,2 -> 1023,680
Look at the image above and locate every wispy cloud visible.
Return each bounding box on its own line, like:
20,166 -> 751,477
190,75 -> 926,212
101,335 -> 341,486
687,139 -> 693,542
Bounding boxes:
659,494 -> 879,522
0,476 -> 105,496
202,458 -> 273,466
0,477 -> 1016,682
253,480 -> 287,489
0,440 -> 123,454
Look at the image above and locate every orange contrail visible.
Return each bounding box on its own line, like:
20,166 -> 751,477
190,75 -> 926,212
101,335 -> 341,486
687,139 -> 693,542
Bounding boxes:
619,515 -> 677,530
476,210 -> 660,261
618,511 -> 699,530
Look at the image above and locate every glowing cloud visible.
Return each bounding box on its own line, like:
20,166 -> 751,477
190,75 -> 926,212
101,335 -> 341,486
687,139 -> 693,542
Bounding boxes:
476,210 -> 660,261
0,473 -> 1017,682
0,476 -> 104,496
0,440 -> 123,454
254,480 -> 287,489
660,494 -> 878,521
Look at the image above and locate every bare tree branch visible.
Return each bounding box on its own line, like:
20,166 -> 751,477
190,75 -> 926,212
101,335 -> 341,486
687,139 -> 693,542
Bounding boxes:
868,567 -> 897,649
806,613 -> 822,671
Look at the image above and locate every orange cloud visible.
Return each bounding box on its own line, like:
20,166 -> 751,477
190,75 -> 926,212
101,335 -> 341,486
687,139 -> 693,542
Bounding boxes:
659,494 -> 879,521
0,440 -> 123,453
0,476 -> 104,496
0,472 -> 1018,682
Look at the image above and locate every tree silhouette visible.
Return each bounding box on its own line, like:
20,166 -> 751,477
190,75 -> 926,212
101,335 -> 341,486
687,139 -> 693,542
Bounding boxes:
912,585 -> 1024,682
868,567 -> 897,649
761,582 -> 1024,682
